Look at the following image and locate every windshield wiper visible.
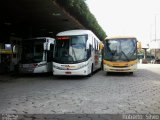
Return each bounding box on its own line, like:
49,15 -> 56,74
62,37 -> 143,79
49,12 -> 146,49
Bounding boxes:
110,51 -> 115,61
71,47 -> 77,61
120,51 -> 129,61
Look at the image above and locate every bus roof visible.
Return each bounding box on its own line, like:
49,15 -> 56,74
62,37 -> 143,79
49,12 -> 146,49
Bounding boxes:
57,29 -> 99,38
105,36 -> 137,40
24,37 -> 55,41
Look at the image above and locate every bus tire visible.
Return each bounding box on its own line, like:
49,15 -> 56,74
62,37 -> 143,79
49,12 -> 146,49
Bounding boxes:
101,61 -> 103,70
88,64 -> 93,77
129,72 -> 133,75
106,72 -> 110,75
106,72 -> 108,75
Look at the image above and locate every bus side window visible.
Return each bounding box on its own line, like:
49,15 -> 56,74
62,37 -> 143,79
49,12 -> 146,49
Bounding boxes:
97,41 -> 99,50
94,39 -> 99,51
87,44 -> 92,58
94,38 -> 96,50
92,37 -> 95,50
94,39 -> 99,52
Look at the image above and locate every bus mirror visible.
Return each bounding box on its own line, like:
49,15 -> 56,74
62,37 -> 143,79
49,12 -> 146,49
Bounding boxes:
47,45 -> 50,50
13,45 -> 17,53
137,41 -> 141,49
44,43 -> 47,50
44,43 -> 50,50
99,43 -> 104,50
13,45 -> 16,53
86,42 -> 90,49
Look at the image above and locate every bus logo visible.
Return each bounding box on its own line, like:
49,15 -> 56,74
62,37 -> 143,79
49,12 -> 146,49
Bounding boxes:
61,65 -> 75,68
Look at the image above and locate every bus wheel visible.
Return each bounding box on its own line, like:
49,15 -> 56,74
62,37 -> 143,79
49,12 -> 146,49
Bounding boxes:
106,72 -> 110,75
129,72 -> 133,75
88,64 -> 93,77
106,72 -> 108,75
101,61 -> 103,70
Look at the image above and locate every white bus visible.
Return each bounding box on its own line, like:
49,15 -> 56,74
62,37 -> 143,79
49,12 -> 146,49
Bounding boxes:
52,30 -> 103,76
19,37 -> 54,73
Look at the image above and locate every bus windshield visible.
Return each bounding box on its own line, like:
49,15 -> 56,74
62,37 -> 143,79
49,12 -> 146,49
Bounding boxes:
20,39 -> 45,63
104,38 -> 137,61
54,35 -> 87,64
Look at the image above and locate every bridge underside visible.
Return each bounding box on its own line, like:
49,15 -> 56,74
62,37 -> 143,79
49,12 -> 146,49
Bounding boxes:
0,0 -> 86,73
0,0 -> 85,40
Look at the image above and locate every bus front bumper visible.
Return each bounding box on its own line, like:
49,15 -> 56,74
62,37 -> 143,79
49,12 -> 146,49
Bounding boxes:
103,64 -> 137,72
53,67 -> 90,76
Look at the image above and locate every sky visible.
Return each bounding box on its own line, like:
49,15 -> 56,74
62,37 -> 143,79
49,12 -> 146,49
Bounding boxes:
86,0 -> 160,45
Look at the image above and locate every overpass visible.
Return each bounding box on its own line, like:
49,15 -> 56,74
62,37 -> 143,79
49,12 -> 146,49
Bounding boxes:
0,0 -> 106,73
0,0 -> 87,39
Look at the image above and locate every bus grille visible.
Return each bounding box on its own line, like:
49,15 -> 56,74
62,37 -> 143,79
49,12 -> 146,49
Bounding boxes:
112,66 -> 128,68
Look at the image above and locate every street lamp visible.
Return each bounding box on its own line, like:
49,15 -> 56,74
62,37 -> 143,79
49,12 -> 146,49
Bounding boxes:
154,15 -> 157,58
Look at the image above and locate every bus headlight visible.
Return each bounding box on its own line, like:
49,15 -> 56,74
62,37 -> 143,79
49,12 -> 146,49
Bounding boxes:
53,65 -> 64,70
78,63 -> 88,69
105,64 -> 112,67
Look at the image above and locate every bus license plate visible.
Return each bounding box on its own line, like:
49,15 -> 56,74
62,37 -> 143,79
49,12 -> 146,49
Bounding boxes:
65,72 -> 71,74
116,69 -> 124,71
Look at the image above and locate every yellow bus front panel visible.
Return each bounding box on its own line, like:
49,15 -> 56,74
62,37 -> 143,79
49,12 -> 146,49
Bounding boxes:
103,60 -> 138,72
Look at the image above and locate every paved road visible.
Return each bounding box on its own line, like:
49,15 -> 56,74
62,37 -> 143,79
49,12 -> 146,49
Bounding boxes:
0,64 -> 160,116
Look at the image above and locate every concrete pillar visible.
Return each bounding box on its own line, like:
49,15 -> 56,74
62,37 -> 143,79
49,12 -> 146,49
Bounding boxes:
144,48 -> 147,59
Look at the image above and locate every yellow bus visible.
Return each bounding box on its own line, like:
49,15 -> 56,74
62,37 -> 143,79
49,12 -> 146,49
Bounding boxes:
103,36 -> 138,74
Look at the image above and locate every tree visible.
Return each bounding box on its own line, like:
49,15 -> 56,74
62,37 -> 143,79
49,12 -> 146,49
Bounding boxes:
56,0 -> 107,40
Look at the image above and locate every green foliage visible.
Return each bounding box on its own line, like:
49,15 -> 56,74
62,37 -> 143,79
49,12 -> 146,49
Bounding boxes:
56,0 -> 107,40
